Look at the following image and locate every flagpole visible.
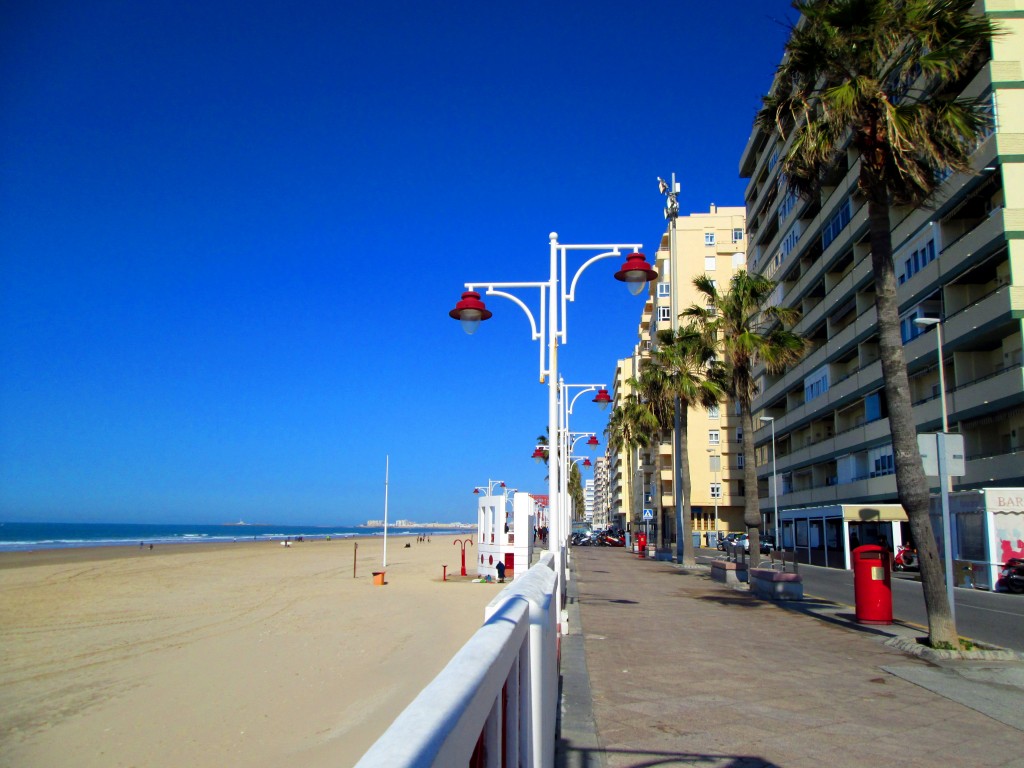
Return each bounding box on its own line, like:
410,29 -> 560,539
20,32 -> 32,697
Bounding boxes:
383,455 -> 389,568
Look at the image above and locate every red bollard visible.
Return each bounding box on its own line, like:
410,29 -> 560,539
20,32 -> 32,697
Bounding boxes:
442,565 -> 448,581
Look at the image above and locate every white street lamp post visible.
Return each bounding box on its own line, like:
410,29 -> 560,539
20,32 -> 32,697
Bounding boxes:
558,378 -> 605,556
914,316 -> 955,627
659,174 -> 688,562
450,234 -> 654,631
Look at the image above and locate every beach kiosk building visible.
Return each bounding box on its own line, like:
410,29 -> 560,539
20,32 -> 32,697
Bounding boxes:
779,503 -> 907,570
477,491 -> 537,581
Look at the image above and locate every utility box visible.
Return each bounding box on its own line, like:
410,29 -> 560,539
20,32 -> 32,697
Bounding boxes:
852,544 -> 892,624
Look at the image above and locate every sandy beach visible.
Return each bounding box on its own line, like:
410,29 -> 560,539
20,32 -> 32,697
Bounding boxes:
0,535 -> 500,768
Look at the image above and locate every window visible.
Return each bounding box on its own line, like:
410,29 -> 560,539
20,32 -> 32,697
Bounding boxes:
707,405 -> 720,419
865,392 -> 884,422
658,307 -> 671,322
657,282 -> 671,297
733,228 -> 743,242
705,232 -> 716,246
777,186 -> 799,224
710,483 -> 722,499
708,430 -> 720,445
705,255 -> 716,271
735,428 -> 743,443
822,198 -> 852,250
804,367 -> 830,403
899,239 -> 937,284
736,453 -> 745,469
780,223 -> 801,258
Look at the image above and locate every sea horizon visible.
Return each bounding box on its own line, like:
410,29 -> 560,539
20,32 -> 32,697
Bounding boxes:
0,520 -> 476,553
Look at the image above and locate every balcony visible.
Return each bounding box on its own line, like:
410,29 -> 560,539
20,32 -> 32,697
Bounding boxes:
760,472 -> 899,511
962,449 -> 1024,487
949,365 -> 1024,423
947,284 -> 1022,345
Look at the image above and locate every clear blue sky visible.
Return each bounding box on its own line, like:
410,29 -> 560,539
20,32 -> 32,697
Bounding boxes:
0,1 -> 794,525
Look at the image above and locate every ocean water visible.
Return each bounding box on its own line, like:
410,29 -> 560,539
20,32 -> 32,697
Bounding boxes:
0,521 -> 471,553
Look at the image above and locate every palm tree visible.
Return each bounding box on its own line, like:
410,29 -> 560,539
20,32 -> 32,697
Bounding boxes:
758,0 -> 997,647
605,393 -> 658,537
568,461 -> 585,525
682,271 -> 806,567
650,327 -> 728,566
627,366 -> 674,551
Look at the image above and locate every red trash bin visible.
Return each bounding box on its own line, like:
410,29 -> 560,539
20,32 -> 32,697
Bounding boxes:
851,544 -> 893,624
636,533 -> 647,558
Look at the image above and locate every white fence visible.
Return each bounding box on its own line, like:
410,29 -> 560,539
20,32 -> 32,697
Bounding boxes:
355,553 -> 558,768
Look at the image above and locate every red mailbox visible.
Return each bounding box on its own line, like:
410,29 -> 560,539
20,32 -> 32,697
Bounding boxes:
636,533 -> 648,558
852,544 -> 893,624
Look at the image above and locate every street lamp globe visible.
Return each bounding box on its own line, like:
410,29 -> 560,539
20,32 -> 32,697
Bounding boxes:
614,252 -> 658,296
592,388 -> 612,410
448,291 -> 492,335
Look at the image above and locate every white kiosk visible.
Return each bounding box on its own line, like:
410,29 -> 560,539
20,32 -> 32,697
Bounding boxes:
477,491 -> 537,581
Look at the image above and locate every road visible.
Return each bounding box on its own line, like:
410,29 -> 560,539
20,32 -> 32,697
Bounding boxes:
794,562 -> 1024,652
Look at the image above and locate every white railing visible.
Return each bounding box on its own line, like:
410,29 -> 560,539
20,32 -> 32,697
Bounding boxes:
355,553 -> 559,768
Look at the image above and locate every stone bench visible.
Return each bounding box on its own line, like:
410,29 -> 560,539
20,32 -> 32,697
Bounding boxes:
749,568 -> 803,600
710,559 -> 747,585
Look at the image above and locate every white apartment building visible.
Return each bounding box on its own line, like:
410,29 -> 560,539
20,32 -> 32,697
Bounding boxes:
740,4 -> 1024,536
592,456 -> 610,529
583,479 -> 595,524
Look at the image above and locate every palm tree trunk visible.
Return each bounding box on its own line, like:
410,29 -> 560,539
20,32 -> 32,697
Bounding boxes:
624,450 -> 633,540
740,397 -> 761,567
678,404 -> 695,566
867,198 -> 956,647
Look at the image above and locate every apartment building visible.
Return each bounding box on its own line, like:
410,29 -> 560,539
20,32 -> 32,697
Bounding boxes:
592,456 -> 610,529
607,354 -> 639,535
608,204 -> 750,549
583,479 -> 595,524
740,4 -> 1024,524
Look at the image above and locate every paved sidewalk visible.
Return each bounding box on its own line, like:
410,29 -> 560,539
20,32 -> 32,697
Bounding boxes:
557,548 -> 1024,768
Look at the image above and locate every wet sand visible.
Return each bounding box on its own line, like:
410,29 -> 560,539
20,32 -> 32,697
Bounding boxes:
0,535 -> 497,768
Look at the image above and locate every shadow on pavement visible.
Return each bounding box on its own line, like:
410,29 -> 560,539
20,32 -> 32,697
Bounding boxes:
558,741 -> 781,767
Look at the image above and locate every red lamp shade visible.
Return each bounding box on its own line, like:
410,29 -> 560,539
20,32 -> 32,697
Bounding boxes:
592,388 -> 612,410
586,435 -> 600,450
582,457 -> 592,468
449,291 -> 492,334
473,488 -> 481,494
531,446 -> 547,463
614,252 -> 657,296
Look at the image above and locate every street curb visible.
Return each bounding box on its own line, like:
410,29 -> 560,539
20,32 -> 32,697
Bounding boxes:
884,635 -> 1024,662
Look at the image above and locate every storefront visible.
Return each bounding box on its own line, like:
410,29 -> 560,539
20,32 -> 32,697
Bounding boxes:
778,504 -> 907,569
931,488 -> 1024,591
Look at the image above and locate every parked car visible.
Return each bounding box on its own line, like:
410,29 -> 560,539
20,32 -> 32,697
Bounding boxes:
716,533 -> 742,551
734,534 -> 750,552
760,534 -> 776,554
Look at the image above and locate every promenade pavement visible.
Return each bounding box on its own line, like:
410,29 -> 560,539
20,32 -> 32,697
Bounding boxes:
557,546 -> 1024,768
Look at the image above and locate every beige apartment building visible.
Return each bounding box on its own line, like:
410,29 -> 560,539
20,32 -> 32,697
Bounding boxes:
608,204 -> 750,549
740,4 -> 1024,529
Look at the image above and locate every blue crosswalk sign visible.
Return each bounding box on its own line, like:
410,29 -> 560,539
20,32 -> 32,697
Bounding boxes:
642,509 -> 654,520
